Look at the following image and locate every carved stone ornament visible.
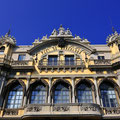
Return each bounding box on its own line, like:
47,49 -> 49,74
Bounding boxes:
26,106 -> 42,112
51,29 -> 58,36
4,109 -> 18,115
79,104 -> 98,111
104,107 -> 120,115
58,37 -> 66,47
0,32 -> 16,45
53,106 -> 70,112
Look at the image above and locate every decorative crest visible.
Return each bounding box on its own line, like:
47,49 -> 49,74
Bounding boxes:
106,31 -> 120,44
0,31 -> 16,45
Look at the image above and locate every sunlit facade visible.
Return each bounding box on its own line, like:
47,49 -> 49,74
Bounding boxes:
0,25 -> 120,120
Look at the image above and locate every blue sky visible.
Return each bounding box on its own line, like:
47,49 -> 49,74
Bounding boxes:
0,0 -> 120,45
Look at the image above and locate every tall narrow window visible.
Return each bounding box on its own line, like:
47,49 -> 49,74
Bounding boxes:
30,84 -> 47,104
48,55 -> 58,66
77,83 -> 93,103
54,83 -> 70,103
65,55 -> 74,65
100,82 -> 118,107
18,54 -> 26,61
6,85 -> 23,109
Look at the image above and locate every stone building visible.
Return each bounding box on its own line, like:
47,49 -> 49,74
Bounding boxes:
0,25 -> 120,120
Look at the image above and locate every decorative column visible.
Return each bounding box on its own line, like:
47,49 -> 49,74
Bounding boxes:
94,77 -> 100,105
116,69 -> 120,86
0,75 -> 6,107
23,77 -> 30,106
48,78 -> 52,103
72,77 -> 75,103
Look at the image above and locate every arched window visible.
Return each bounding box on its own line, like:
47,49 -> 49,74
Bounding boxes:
77,83 -> 93,103
30,84 -> 47,104
54,83 -> 70,103
100,82 -> 118,107
6,84 -> 23,108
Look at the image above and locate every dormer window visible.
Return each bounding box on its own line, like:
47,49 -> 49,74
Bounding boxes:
98,56 -> 104,60
0,47 -> 5,54
18,54 -> 26,61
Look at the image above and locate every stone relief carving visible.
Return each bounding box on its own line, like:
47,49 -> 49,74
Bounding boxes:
53,106 -> 70,112
104,108 -> 120,114
26,106 -> 42,112
79,104 -> 99,112
4,109 -> 18,115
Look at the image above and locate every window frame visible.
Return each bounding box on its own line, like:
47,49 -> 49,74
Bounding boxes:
5,84 -> 23,109
29,83 -> 47,104
18,54 -> 26,61
76,82 -> 93,103
53,83 -> 70,104
100,82 -> 118,108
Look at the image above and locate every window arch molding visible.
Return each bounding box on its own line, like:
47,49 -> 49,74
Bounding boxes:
2,79 -> 26,97
50,79 -> 72,93
26,79 -> 49,103
50,79 -> 72,103
2,79 -> 25,109
98,78 -> 120,97
75,79 -> 96,97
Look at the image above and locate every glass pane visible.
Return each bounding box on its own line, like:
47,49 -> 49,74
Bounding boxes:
6,85 -> 23,108
100,83 -> 118,107
30,84 -> 46,104
54,83 -> 69,103
77,83 -> 93,103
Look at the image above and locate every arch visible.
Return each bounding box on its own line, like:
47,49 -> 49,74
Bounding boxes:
28,39 -> 95,55
27,79 -> 49,103
51,79 -> 72,93
99,79 -> 119,107
51,79 -> 72,103
2,79 -> 26,97
75,79 -> 96,92
98,78 -> 120,97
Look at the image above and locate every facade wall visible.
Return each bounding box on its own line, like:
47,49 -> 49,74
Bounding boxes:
0,26 -> 120,120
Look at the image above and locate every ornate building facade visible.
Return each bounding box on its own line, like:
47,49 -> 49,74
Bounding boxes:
0,25 -> 120,120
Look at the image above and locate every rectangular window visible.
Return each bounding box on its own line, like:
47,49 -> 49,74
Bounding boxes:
48,55 -> 58,66
98,56 -> 104,60
18,55 -> 26,61
65,55 -> 74,65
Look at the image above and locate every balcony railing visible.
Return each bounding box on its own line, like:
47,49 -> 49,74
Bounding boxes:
89,59 -> 112,69
38,60 -> 85,68
11,60 -> 34,69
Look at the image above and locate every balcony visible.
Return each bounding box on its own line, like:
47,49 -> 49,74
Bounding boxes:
11,60 -> 34,70
23,103 -> 102,119
0,55 -> 11,68
88,59 -> 112,69
38,60 -> 85,72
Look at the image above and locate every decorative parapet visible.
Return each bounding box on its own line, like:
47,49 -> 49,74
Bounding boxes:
11,60 -> 34,70
88,59 -> 112,69
3,109 -> 18,115
24,103 -> 102,118
103,107 -> 120,115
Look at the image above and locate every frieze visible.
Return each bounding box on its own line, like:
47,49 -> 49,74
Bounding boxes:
40,45 -> 82,55
4,109 -> 18,115
53,106 -> 70,112
26,106 -> 42,112
79,104 -> 100,112
104,108 -> 120,115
